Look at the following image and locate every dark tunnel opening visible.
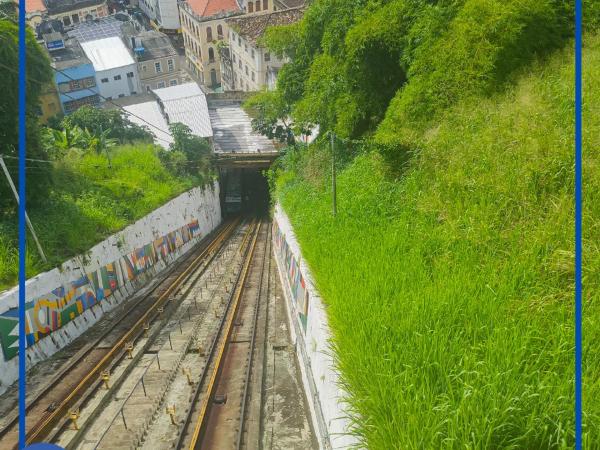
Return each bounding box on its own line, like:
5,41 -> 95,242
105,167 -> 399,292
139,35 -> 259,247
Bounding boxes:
219,167 -> 270,217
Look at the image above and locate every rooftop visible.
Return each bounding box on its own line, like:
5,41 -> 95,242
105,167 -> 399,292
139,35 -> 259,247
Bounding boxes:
25,0 -> 47,13
67,15 -> 128,42
133,31 -> 178,62
80,36 -> 135,71
49,37 -> 92,70
121,101 -> 174,149
208,99 -> 275,153
154,83 -> 213,138
186,0 -> 240,18
45,0 -> 106,15
226,6 -> 304,45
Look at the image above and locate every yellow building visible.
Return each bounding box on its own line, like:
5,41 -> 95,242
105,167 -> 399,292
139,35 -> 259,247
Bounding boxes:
179,0 -> 249,88
38,83 -> 62,124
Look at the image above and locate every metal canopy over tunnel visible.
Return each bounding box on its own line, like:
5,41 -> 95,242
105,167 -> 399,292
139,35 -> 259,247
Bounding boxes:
207,97 -> 278,216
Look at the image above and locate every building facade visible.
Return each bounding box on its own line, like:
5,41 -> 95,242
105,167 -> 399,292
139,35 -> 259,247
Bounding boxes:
222,7 -> 303,92
25,0 -> 47,29
139,0 -> 181,32
126,31 -> 184,91
179,0 -> 243,88
81,36 -> 141,100
45,0 -> 109,27
48,36 -> 101,114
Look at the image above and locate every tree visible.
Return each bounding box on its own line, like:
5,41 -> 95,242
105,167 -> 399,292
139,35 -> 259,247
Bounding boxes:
243,90 -> 302,145
62,106 -> 153,144
158,123 -> 213,179
0,18 -> 53,210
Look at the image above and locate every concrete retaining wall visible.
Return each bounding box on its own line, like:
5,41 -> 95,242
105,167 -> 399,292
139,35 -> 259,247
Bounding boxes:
272,204 -> 359,450
0,183 -> 221,394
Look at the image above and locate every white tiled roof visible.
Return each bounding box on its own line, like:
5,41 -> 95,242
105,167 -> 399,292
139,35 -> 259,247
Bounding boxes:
153,83 -> 213,138
80,36 -> 135,71
122,101 -> 173,149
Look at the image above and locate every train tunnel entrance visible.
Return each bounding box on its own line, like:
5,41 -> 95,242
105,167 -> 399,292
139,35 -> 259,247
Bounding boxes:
219,167 -> 270,217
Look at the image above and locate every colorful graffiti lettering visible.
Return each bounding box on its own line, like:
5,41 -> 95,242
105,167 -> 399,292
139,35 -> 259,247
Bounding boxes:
0,220 -> 203,360
272,222 -> 309,332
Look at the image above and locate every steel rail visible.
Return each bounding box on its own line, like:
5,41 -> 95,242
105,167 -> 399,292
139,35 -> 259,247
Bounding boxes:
23,218 -> 241,446
236,221 -> 271,449
0,218 -> 237,446
175,219 -> 262,450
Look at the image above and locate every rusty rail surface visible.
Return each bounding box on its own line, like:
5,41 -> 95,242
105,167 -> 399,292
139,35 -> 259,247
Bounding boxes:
0,218 -> 240,448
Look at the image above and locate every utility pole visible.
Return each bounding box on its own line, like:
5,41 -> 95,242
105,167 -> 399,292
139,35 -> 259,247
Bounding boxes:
330,131 -> 337,217
0,155 -> 48,263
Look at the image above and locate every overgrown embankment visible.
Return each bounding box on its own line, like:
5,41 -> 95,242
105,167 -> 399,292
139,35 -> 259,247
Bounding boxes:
253,4 -> 600,446
0,144 -> 208,290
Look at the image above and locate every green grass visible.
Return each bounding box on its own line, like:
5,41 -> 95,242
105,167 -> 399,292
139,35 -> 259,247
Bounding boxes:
0,144 -> 204,291
274,35 -> 600,448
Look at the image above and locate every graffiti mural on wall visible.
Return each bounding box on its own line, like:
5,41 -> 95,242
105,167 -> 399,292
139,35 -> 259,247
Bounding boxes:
273,222 -> 309,333
0,219 -> 201,360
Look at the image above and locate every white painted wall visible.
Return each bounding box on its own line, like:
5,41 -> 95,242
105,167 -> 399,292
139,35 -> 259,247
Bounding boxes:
0,183 -> 221,394
272,204 -> 360,450
157,0 -> 180,30
140,0 -> 158,21
96,64 -> 141,99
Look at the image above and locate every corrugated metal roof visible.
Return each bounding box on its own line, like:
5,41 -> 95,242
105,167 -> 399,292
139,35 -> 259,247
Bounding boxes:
80,36 -> 134,71
122,101 -> 173,149
153,83 -> 213,138
208,101 -> 275,153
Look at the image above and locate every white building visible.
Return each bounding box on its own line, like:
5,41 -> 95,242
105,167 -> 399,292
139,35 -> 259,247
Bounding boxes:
223,7 -> 304,92
80,36 -> 142,100
139,0 -> 181,32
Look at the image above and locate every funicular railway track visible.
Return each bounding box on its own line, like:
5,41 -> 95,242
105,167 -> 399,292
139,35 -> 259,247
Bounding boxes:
176,220 -> 271,450
0,218 -> 242,449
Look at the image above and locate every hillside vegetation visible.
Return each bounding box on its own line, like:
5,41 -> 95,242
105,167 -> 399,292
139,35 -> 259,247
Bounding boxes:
246,0 -> 600,448
0,144 -> 208,290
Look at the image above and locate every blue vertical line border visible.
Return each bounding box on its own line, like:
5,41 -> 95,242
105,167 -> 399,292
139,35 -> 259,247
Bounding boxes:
18,0 -> 27,447
574,0 -> 582,449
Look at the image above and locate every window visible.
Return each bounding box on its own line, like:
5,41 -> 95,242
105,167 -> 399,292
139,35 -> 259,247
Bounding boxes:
251,71 -> 255,81
113,74 -> 121,80
217,25 -> 223,39
248,1 -> 253,12
263,0 -> 268,9
101,77 -> 109,83
84,77 -> 95,87
142,64 -> 147,72
264,52 -> 270,62
157,81 -> 166,88
244,43 -> 248,52
70,79 -> 81,90
167,59 -> 174,72
118,93 -> 125,98
251,49 -> 255,58
245,65 -> 248,75
208,47 -> 215,63
170,79 -> 177,86
255,0 -> 260,11
155,62 -> 162,73
233,54 -> 236,63
127,72 -> 134,78
206,26 -> 213,41
238,37 -> 241,46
